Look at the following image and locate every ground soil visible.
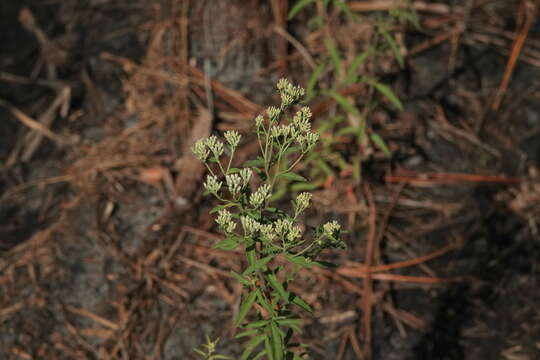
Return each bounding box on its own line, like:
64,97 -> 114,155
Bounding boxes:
1,1 -> 539,359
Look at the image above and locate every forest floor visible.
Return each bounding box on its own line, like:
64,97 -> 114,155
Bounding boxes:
1,1 -> 539,359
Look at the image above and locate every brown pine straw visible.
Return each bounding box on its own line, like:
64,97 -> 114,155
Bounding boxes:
385,171 -> 521,185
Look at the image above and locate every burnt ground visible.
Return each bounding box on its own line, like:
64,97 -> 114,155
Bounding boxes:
1,1 -> 539,359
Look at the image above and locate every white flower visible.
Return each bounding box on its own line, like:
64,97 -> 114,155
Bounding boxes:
267,106 -> 281,122
295,192 -> 312,214
255,115 -> 264,128
250,184 -> 271,208
192,139 -> 209,162
224,130 -> 241,149
277,78 -> 305,107
239,168 -> 252,187
205,136 -> 224,159
241,216 -> 260,236
216,209 -> 236,233
323,220 -> 341,237
292,107 -> 312,133
226,174 -> 243,196
204,175 -> 222,194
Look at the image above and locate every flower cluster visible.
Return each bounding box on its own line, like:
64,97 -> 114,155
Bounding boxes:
277,78 -> 305,107
204,175 -> 222,194
250,184 -> 271,208
294,192 -> 312,216
216,209 -> 236,234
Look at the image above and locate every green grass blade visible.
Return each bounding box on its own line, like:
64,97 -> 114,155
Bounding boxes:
373,82 -> 403,110
287,0 -> 317,20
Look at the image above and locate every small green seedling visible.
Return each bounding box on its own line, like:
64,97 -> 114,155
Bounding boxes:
192,79 -> 345,360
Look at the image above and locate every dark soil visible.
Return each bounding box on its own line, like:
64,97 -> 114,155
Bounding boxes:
1,1 -> 539,359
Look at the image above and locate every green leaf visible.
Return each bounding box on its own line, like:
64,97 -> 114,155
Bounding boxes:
227,167 -> 241,174
252,350 -> 267,360
240,334 -> 265,360
284,254 -> 312,268
235,328 -> 259,339
306,62 -> 326,101
267,272 -> 289,303
230,271 -> 252,286
213,236 -> 242,251
373,82 -> 403,110
316,158 -> 334,176
256,290 -> 276,316
290,181 -> 322,192
245,319 -> 271,329
335,126 -> 361,137
265,335 -> 275,360
324,37 -> 341,76
209,203 -> 236,214
287,0 -> 317,20
276,318 -> 303,334
243,255 -> 273,276
370,132 -> 392,157
279,171 -> 307,182
290,293 -> 313,314
345,49 -> 373,84
243,158 -> 265,168
327,90 -> 360,116
236,290 -> 258,326
334,0 -> 356,19
270,322 -> 284,360
379,28 -> 404,68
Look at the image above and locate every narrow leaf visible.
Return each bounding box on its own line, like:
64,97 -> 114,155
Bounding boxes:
290,293 -> 313,314
323,37 -> 341,75
279,171 -> 307,182
287,0 -> 317,20
230,271 -> 252,286
379,28 -> 404,68
213,236 -> 242,251
236,290 -> 258,326
240,334 -> 265,360
235,328 -> 259,339
306,62 -> 326,100
270,322 -> 284,360
373,82 -> 403,110
284,254 -> 312,268
243,255 -> 273,276
267,272 -> 289,303
345,49 -> 372,84
370,132 -> 392,157
327,90 -> 360,116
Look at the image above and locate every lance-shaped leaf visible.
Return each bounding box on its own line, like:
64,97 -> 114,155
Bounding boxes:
236,290 -> 258,326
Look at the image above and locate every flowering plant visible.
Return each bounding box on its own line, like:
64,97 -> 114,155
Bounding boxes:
193,79 -> 345,360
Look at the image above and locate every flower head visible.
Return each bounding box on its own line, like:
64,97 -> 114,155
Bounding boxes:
239,168 -> 252,187
226,174 -> 243,196
250,184 -> 271,208
294,192 -> 312,215
224,130 -> 241,149
241,216 -> 260,236
204,175 -> 222,194
216,209 -> 236,233
277,78 -> 305,107
192,139 -> 210,162
205,136 -> 224,159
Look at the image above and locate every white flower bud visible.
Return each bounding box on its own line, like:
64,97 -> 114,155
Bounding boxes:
239,168 -> 252,187
241,216 -> 260,236
276,78 -> 305,107
292,107 -> 312,133
249,184 -> 271,208
216,209 -> 236,233
204,175 -> 222,194
323,220 -> 341,237
295,192 -> 312,214
224,130 -> 241,149
205,136 -> 224,159
192,139 -> 210,162
226,174 -> 243,196
255,115 -> 264,128
267,106 -> 281,122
